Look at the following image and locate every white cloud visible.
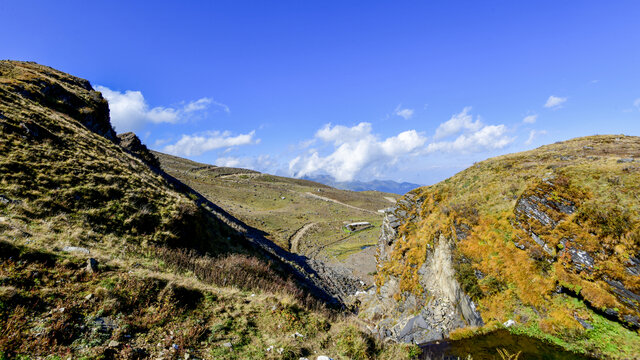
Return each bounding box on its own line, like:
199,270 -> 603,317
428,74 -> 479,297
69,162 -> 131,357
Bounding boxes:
394,105 -> 414,119
289,108 -> 513,181
634,98 -> 640,110
215,157 -> 242,167
427,125 -> 513,153
522,114 -> 538,124
289,123 -> 426,182
316,122 -> 372,145
544,95 -> 567,109
215,154 -> 276,172
162,130 -> 257,156
433,107 -> 483,139
183,98 -> 212,113
525,129 -> 547,145
96,86 -> 226,133
427,107 -> 513,153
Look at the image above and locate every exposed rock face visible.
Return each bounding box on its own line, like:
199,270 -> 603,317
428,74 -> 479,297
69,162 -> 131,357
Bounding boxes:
377,193 -> 422,264
0,61 -> 116,142
513,178 -> 577,257
513,178 -> 640,328
391,235 -> 482,343
360,195 -> 482,344
363,138 -> 640,349
117,132 -> 161,168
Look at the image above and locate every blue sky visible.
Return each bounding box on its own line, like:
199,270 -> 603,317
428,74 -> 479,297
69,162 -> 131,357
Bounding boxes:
2,1 -> 639,184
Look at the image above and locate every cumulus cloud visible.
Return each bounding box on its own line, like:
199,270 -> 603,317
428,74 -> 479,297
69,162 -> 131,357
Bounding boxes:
289,108 -> 513,181
427,107 -> 513,153
525,129 -> 547,145
433,107 -> 483,140
544,95 -> 567,109
289,123 -> 426,182
394,105 -> 414,119
162,130 -> 258,156
427,125 -> 512,153
96,86 -> 228,133
522,114 -> 538,124
316,122 -> 373,145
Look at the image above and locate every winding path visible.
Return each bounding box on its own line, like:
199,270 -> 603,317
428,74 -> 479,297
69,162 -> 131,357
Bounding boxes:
304,192 -> 379,215
289,222 -> 317,254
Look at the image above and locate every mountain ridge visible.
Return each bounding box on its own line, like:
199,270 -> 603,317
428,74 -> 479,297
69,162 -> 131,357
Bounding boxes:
301,174 -> 422,195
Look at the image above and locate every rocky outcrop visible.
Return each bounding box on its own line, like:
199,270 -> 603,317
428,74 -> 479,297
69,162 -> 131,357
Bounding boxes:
513,178 -> 577,257
0,61 -> 116,142
117,132 -> 161,168
361,194 -> 482,344
512,178 -> 640,328
377,193 -> 422,264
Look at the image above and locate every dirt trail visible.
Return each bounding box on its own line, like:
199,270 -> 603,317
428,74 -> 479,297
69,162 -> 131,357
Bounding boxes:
304,192 -> 379,215
289,222 -> 317,254
384,196 -> 397,203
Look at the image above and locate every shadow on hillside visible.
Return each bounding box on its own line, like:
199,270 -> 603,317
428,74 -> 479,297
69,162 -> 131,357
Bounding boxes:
151,166 -> 347,308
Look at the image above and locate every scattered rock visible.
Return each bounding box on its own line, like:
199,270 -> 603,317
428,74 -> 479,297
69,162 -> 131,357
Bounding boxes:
86,258 -> 99,273
317,356 -> 334,360
62,246 -> 90,254
291,332 -> 304,338
0,286 -> 17,301
617,158 -> 635,163
623,314 -> 640,328
108,340 -> 120,348
92,316 -> 117,333
567,247 -> 594,271
503,319 -> 516,328
626,256 -> 640,276
84,293 -> 94,300
0,195 -> 20,205
222,342 -> 232,348
574,315 -> 594,330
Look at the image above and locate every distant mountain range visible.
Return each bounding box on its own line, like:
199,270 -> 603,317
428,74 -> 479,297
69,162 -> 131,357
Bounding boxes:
302,174 -> 422,194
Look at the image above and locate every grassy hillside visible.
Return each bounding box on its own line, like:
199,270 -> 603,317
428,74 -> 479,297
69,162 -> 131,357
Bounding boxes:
0,61 -> 416,359
153,151 -> 398,264
0,61 -> 242,256
374,135 -> 640,358
0,240 -> 421,359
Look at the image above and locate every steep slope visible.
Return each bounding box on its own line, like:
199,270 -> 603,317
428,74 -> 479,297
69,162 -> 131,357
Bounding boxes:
0,60 -> 367,305
361,135 -> 640,359
0,60 -> 239,255
0,61 -> 420,359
